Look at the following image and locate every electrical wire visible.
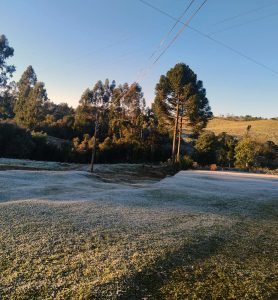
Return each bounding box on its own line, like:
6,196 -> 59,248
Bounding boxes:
211,11 -> 278,35
213,1 -> 278,25
136,0 -> 208,81
136,0 -> 197,82
138,0 -> 278,76
152,0 -> 208,65
149,0 -> 196,59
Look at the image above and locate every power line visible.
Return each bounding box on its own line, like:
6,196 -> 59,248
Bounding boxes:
149,0 -> 196,60
189,26 -> 278,75
212,1 -> 278,25
152,0 -> 208,65
211,11 -> 278,35
137,0 -> 196,81
138,0 -> 278,76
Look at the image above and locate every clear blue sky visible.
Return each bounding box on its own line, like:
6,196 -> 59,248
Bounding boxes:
1,0 -> 277,117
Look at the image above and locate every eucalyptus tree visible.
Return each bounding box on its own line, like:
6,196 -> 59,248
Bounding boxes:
14,66 -> 48,128
74,79 -> 116,171
74,79 -> 116,136
0,34 -> 15,89
109,82 -> 146,139
0,34 -> 16,119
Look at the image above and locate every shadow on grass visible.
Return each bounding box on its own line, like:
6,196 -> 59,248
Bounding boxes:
118,232 -> 227,300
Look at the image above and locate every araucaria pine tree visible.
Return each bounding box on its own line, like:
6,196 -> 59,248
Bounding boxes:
153,63 -> 212,162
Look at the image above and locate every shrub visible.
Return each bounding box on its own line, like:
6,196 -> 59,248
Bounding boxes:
180,155 -> 193,170
194,132 -> 218,165
0,122 -> 35,158
235,137 -> 258,169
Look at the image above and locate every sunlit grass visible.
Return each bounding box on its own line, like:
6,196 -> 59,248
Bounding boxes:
207,118 -> 278,144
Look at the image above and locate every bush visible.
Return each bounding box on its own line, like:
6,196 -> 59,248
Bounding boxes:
0,122 -> 72,162
194,132 -> 218,165
235,137 -> 258,169
180,155 -> 193,169
0,122 -> 35,158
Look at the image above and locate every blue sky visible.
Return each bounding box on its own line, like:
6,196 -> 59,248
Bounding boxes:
1,0 -> 278,117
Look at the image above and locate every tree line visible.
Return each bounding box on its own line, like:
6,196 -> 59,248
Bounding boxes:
0,34 -> 277,170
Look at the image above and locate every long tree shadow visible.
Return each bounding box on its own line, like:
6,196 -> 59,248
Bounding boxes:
118,231 -> 228,300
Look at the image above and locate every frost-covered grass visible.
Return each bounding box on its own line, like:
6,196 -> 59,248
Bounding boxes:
0,168 -> 277,299
0,158 -> 85,171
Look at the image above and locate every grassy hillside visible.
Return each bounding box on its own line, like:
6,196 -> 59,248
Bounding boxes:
206,118 -> 278,144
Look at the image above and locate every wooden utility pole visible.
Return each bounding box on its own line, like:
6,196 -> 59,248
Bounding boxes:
171,98 -> 180,163
90,115 -> 99,173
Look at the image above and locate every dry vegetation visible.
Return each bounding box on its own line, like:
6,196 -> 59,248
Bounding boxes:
0,165 -> 277,299
207,118 -> 278,144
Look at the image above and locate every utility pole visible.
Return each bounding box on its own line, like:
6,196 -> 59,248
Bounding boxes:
90,113 -> 99,173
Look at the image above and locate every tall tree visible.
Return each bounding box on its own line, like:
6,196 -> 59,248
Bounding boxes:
153,63 -> 212,162
74,79 -> 115,137
0,34 -> 15,89
89,79 -> 116,171
14,66 -> 48,128
109,82 -> 145,139
0,34 -> 16,119
74,88 -> 96,134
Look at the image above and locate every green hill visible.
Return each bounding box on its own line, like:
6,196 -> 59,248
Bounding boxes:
206,118 -> 278,144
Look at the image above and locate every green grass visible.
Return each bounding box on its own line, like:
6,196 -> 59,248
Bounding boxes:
206,118 -> 278,144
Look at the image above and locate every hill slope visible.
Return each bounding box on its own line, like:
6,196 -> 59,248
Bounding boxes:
206,118 -> 278,144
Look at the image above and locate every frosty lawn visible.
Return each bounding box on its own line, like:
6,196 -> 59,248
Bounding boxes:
0,167 -> 277,299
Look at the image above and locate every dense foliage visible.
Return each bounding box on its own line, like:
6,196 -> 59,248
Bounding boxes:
0,35 -> 277,170
153,63 -> 212,135
0,34 -> 16,119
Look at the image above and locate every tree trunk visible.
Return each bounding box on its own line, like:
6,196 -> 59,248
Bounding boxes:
172,99 -> 180,163
177,115 -> 183,162
90,119 -> 98,173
